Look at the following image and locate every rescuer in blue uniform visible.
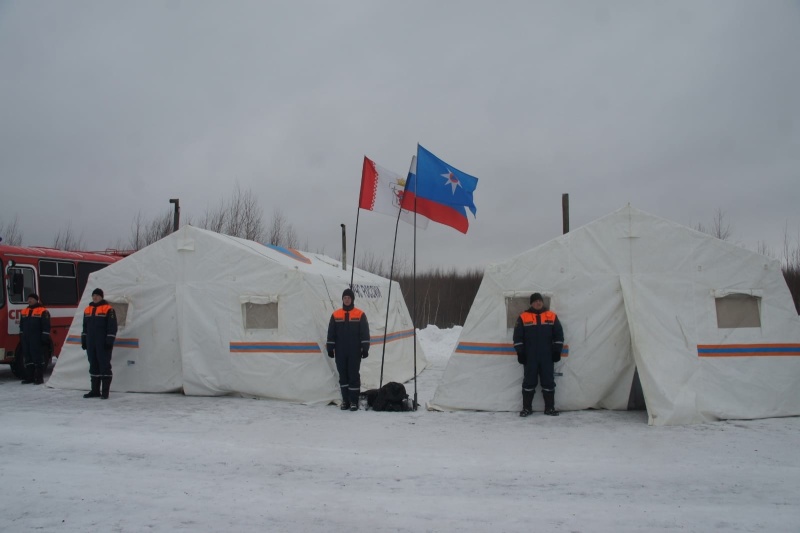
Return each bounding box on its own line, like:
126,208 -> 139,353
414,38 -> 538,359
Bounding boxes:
19,293 -> 51,385
81,288 -> 117,399
514,292 -> 564,417
326,288 -> 370,411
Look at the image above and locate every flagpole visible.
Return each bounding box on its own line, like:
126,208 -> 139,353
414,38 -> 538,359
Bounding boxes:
379,205 -> 403,389
412,154 -> 419,411
350,207 -> 360,288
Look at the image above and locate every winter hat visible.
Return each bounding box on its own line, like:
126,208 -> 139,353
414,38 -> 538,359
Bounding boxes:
342,288 -> 355,301
92,288 -> 104,298
530,292 -> 544,304
27,293 -> 39,301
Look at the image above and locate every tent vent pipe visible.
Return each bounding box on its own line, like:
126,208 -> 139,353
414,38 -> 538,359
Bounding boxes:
340,224 -> 347,271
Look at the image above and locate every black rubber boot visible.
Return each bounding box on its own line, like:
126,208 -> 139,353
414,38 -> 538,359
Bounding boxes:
21,365 -> 35,384
340,401 -> 351,410
33,365 -> 44,385
543,391 -> 559,416
519,390 -> 534,417
84,377 -> 101,398
100,377 -> 112,399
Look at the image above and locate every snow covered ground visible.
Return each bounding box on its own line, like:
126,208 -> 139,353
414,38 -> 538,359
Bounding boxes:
2,326 -> 799,532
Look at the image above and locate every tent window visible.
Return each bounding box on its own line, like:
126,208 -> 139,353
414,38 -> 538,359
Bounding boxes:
505,295 -> 551,328
110,302 -> 128,328
715,294 -> 761,328
244,302 -> 278,330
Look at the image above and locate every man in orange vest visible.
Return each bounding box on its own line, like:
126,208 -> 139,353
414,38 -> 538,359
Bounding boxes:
326,288 -> 370,411
81,288 -> 117,399
513,292 -> 564,417
19,293 -> 51,385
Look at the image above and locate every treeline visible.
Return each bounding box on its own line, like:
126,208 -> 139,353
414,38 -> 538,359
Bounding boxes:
784,254 -> 800,314
395,269 -> 483,329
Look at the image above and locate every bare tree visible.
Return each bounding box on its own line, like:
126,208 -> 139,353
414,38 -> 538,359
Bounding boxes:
197,184 -> 265,241
756,241 -> 774,258
285,224 -> 298,249
0,215 -> 23,245
266,209 -> 285,246
238,188 -> 264,242
696,208 -> 732,241
128,210 -> 173,250
52,222 -> 86,250
198,202 -> 227,234
266,209 -> 298,248
354,250 -> 386,276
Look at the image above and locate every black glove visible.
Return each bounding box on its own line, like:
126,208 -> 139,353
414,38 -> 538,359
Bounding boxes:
327,349 -> 335,359
81,337 -> 87,351
551,344 -> 562,363
106,338 -> 115,350
41,334 -> 49,344
515,347 -> 524,365
361,348 -> 369,359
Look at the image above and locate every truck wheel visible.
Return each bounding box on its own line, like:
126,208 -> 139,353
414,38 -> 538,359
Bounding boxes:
10,344 -> 26,379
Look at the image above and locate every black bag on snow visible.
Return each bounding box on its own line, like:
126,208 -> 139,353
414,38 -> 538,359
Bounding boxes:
363,382 -> 410,412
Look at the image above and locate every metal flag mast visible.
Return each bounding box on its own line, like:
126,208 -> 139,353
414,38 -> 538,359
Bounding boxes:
411,162 -> 419,411
378,205 -> 403,389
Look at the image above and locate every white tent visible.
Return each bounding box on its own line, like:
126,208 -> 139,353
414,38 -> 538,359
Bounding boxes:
429,205 -> 800,425
48,226 -> 426,403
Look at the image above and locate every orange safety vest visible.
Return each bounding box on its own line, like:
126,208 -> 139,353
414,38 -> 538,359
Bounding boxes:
21,306 -> 49,318
519,310 -> 558,326
84,303 -> 114,318
332,308 -> 364,322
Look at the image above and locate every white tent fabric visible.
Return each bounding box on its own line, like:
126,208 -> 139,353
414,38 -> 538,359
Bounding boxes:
48,226 -> 426,404
429,205 -> 800,425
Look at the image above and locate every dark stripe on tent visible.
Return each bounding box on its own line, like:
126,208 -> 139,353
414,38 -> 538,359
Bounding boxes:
455,342 -> 570,357
370,329 -> 415,345
230,342 -> 320,353
114,338 -> 139,348
697,344 -> 800,357
66,335 -> 139,348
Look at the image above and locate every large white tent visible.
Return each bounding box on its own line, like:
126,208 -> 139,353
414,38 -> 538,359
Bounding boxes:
429,205 -> 800,425
48,226 -> 426,403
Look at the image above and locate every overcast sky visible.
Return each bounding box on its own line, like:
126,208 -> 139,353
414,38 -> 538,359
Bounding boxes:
1,1 -> 798,271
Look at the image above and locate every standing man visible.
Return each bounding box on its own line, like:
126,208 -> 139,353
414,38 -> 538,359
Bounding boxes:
19,293 -> 50,385
81,288 -> 117,399
326,288 -> 370,411
514,292 -> 564,417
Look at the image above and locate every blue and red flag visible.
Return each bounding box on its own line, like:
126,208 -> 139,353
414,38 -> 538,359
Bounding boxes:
400,145 -> 479,234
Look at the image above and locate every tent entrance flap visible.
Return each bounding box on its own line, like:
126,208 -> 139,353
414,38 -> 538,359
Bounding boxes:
627,367 -> 646,411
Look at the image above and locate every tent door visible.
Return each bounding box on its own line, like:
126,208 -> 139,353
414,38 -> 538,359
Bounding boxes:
627,367 -> 646,410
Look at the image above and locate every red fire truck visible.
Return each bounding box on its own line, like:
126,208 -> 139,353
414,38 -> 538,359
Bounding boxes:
1,244 -> 129,378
